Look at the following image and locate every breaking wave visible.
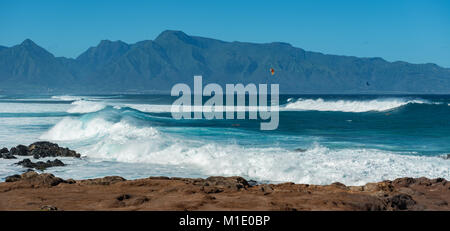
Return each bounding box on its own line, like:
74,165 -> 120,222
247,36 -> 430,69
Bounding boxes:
282,98 -> 428,112
51,95 -> 84,101
40,108 -> 450,185
66,100 -> 106,114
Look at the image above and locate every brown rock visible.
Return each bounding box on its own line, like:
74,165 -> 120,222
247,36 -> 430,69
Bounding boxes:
204,176 -> 249,190
331,182 -> 347,189
386,194 -> 416,210
392,177 -> 416,187
259,185 -> 274,195
0,174 -> 448,211
5,174 -> 21,182
79,176 -> 126,185
4,171 -> 65,187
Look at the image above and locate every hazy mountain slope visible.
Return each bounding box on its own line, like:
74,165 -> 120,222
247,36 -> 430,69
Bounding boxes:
1,31 -> 449,94
0,39 -> 76,92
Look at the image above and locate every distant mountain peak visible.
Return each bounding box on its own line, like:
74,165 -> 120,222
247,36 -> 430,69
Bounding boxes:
155,30 -> 190,42
157,30 -> 187,37
98,39 -> 128,47
21,39 -> 38,47
15,38 -> 54,58
154,30 -> 210,49
76,39 -> 131,67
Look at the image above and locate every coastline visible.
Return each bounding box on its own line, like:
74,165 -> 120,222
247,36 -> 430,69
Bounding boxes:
0,142 -> 449,211
0,170 -> 449,211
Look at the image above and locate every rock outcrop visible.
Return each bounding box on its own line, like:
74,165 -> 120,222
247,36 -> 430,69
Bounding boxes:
27,142 -> 80,158
3,171 -> 67,187
15,158 -> 65,171
3,142 -> 80,159
0,172 -> 448,211
1,142 -> 80,171
0,147 -> 15,159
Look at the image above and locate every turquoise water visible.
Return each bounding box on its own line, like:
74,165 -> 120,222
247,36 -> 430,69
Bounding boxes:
0,94 -> 449,185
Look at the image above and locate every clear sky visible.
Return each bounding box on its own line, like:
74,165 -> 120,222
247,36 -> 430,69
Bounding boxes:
1,0 -> 449,67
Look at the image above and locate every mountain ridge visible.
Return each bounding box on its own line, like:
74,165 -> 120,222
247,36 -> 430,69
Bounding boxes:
1,30 -> 449,94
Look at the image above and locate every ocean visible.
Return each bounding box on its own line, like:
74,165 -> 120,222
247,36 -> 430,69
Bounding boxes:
0,94 -> 449,185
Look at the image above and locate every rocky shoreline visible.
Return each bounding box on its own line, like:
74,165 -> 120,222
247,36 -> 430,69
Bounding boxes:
0,142 -> 449,211
0,142 -> 80,171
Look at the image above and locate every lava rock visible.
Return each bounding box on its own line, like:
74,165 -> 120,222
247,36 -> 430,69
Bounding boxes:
0,152 -> 16,159
5,174 -> 22,182
392,177 -> 416,187
204,176 -> 250,190
80,176 -> 127,185
4,171 -> 65,187
331,182 -> 348,189
9,145 -> 29,156
28,142 -> 81,158
16,158 -> 65,171
4,142 -> 81,159
386,194 -> 416,210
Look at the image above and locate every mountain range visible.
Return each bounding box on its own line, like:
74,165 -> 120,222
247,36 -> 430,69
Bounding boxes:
1,30 -> 450,94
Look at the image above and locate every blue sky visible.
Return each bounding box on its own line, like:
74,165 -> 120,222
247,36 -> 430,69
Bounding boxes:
1,0 -> 449,67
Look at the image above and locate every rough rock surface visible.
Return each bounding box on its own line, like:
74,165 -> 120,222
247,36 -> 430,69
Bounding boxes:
4,142 -> 80,159
3,171 -> 66,187
0,153 -> 16,159
0,147 -> 16,159
0,172 -> 448,211
16,158 -> 65,170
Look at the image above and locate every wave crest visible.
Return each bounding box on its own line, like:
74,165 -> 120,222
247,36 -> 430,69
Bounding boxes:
51,95 -> 84,101
40,116 -> 158,141
282,98 -> 427,112
66,100 -> 106,114
40,111 -> 450,185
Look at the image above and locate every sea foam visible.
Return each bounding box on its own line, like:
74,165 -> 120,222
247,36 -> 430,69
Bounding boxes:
40,112 -> 450,185
282,98 -> 427,112
51,95 -> 84,101
66,100 -> 106,114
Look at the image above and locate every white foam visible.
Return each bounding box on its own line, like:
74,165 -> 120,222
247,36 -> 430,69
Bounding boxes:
127,104 -> 271,113
282,98 -> 427,112
96,142 -> 450,186
40,117 -> 158,141
125,104 -> 173,113
66,100 -> 106,114
41,116 -> 450,185
127,98 -> 432,114
51,95 -> 84,101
